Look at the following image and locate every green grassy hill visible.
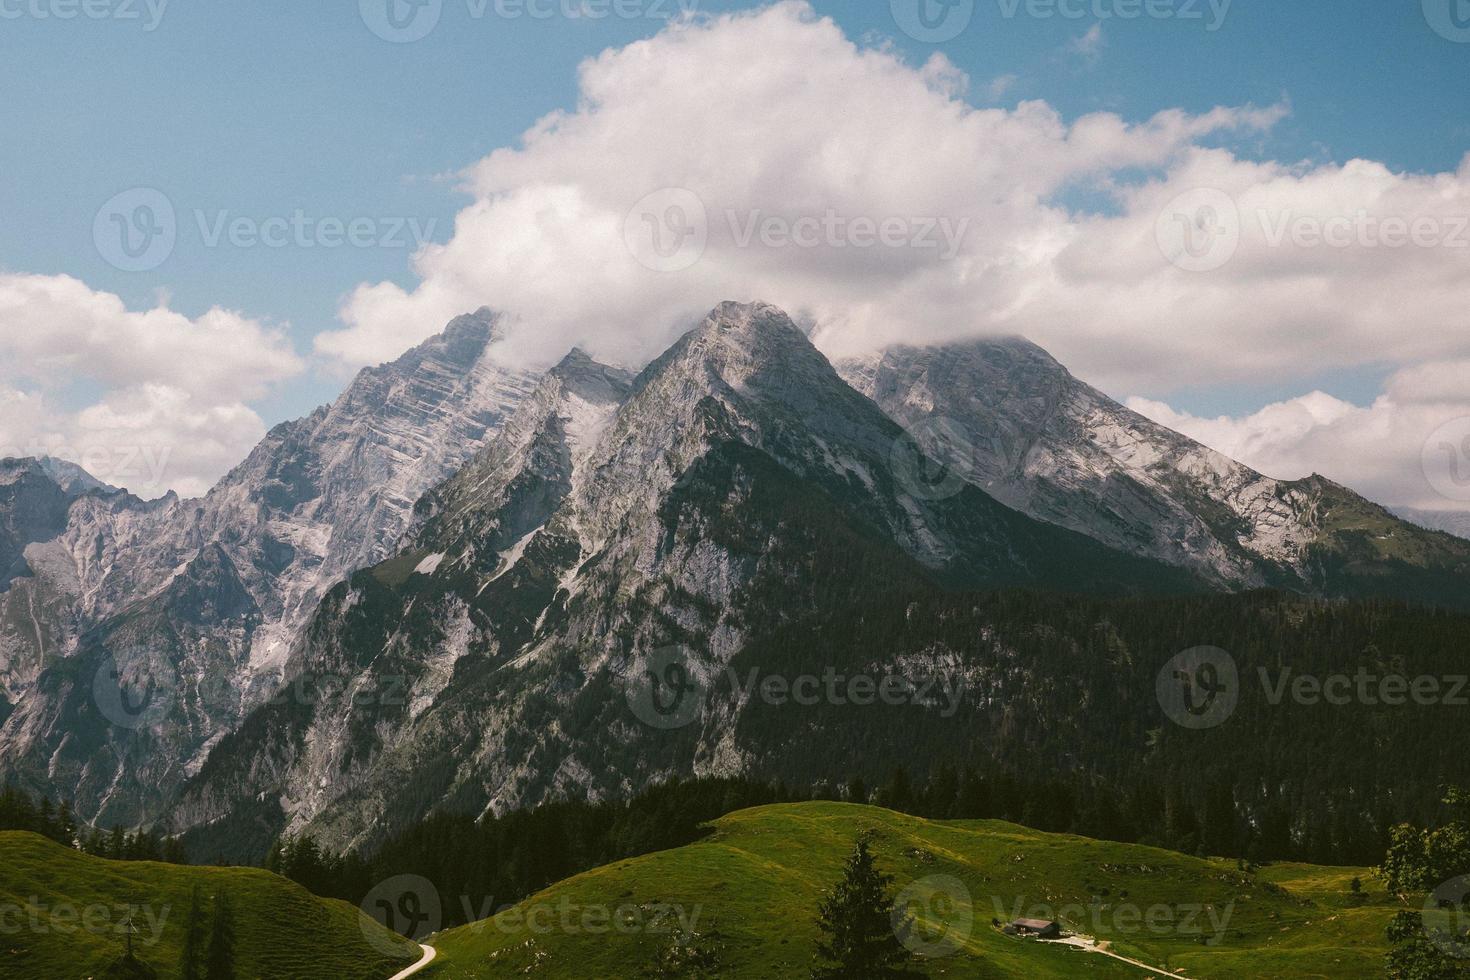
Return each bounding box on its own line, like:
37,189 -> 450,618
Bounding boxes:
424,802 -> 1400,979
0,831 -> 420,979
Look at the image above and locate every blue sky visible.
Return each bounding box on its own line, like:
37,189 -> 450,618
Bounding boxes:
1,0 -> 1468,505
2,0 -> 1465,417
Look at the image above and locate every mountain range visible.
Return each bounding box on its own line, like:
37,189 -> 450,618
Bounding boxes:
837,338 -> 1470,602
1,300 -> 1466,854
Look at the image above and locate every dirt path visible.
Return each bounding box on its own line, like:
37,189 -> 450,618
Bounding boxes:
1051,935 -> 1195,979
387,944 -> 437,979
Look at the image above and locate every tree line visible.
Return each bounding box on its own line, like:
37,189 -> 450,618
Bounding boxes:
264,763 -> 1398,936
1,783 -> 189,862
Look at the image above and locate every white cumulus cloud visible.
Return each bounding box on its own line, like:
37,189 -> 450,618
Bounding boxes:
315,1 -> 1292,374
1127,365 -> 1470,513
293,1 -> 1468,512
0,274 -> 302,499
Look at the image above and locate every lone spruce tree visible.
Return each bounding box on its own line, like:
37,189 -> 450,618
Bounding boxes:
811,837 -> 914,979
178,885 -> 205,980
205,890 -> 236,980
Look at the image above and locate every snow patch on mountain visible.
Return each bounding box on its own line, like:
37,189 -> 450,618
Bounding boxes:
415,553 -> 446,576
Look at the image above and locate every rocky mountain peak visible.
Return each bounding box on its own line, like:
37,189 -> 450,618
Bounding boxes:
0,309 -> 542,826
841,335 -> 1470,597
0,457 -> 43,488
34,457 -> 113,496
433,306 -> 504,362
625,302 -> 867,443
0,456 -> 110,497
696,300 -> 816,360
549,347 -> 635,402
0,458 -> 83,590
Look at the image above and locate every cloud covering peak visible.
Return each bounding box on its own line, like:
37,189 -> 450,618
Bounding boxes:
315,2 -> 1293,377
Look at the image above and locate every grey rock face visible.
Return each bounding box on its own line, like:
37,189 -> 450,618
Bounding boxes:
0,458 -> 116,712
0,458 -> 92,590
838,338 -> 1470,598
171,303 -> 1193,856
0,311 -> 538,826
6,302 -> 1467,849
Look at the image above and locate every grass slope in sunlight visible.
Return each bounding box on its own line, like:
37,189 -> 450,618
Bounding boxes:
0,831 -> 419,979
425,802 -> 1399,979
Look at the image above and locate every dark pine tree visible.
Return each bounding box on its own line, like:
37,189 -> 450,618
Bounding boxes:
810,838 -> 914,980
204,891 -> 236,980
877,768 -> 914,813
923,765 -> 959,820
179,885 -> 205,980
56,800 -> 77,848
